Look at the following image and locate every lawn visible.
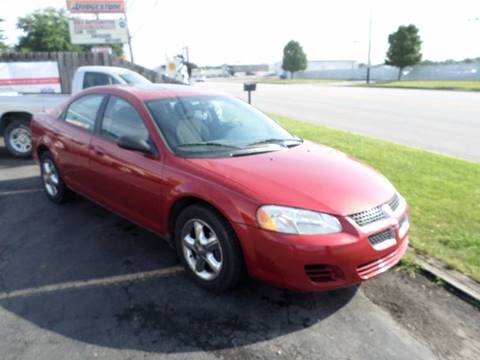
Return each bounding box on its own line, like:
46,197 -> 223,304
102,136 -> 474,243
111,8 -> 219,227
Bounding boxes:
367,80 -> 480,91
270,113 -> 480,282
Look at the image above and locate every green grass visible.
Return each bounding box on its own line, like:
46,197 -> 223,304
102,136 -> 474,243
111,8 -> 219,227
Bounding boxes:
270,113 -> 480,282
367,80 -> 480,91
258,79 -> 336,85
396,249 -> 420,278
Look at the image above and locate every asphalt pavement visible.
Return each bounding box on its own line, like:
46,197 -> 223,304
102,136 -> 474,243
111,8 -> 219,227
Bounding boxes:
196,81 -> 480,162
1,142 -> 479,359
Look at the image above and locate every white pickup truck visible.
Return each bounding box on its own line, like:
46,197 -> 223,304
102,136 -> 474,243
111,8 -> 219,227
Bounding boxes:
0,66 -> 152,157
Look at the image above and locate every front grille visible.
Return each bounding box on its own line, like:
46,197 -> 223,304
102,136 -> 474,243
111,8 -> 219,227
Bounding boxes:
387,193 -> 400,211
349,207 -> 385,227
368,227 -> 395,246
349,193 -> 401,227
305,264 -> 338,282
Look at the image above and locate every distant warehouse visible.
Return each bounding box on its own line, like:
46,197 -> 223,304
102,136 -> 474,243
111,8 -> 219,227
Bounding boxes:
271,60 -> 358,73
229,64 -> 269,73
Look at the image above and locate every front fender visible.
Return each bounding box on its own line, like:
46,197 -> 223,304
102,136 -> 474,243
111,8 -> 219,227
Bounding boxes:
162,165 -> 258,228
160,164 -> 260,269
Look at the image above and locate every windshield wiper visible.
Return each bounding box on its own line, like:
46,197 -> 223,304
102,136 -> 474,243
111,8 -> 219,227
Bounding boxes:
248,138 -> 303,147
177,142 -> 240,149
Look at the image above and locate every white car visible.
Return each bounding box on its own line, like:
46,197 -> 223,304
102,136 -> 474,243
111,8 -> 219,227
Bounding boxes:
0,66 -> 151,158
194,75 -> 207,82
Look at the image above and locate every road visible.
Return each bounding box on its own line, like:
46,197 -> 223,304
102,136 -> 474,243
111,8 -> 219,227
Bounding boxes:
1,142 -> 479,359
196,82 -> 480,162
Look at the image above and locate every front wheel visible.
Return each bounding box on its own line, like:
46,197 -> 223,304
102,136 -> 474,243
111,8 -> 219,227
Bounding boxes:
174,204 -> 245,292
4,119 -> 32,158
40,152 -> 72,204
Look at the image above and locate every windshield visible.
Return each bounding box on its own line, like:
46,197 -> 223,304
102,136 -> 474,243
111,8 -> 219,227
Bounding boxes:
146,95 -> 300,157
118,71 -> 152,85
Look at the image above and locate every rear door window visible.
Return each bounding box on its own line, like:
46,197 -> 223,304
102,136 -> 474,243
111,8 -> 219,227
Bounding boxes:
64,94 -> 104,132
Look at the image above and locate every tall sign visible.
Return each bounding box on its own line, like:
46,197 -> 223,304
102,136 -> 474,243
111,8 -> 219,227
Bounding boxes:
69,19 -> 128,44
66,0 -> 133,61
66,0 -> 125,14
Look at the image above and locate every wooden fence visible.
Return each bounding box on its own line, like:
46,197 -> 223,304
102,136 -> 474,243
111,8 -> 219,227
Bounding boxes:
0,52 -> 180,93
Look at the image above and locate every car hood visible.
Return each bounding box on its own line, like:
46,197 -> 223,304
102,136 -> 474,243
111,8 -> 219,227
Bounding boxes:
187,141 -> 396,215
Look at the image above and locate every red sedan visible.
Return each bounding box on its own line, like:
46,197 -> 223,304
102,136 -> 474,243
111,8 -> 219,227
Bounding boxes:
31,84 -> 409,292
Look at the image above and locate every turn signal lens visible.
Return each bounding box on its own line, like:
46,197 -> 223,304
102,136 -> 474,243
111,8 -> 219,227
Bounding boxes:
257,207 -> 278,231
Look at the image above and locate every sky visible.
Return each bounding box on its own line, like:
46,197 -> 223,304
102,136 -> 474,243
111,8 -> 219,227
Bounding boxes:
1,0 -> 480,69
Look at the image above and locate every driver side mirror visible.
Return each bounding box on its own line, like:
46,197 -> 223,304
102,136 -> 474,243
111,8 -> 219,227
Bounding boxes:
117,135 -> 156,155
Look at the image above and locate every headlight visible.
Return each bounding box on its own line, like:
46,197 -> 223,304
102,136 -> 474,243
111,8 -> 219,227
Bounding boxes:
256,205 -> 342,235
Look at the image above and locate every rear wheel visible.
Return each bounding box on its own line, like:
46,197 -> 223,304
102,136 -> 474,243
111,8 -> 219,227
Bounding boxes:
40,152 -> 72,204
174,204 -> 244,292
5,119 -> 32,158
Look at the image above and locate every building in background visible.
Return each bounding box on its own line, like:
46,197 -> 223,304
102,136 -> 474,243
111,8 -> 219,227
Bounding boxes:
271,60 -> 358,73
189,64 -> 269,78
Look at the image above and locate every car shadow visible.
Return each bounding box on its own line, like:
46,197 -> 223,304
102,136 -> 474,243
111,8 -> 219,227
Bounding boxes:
0,175 -> 358,354
0,145 -> 34,170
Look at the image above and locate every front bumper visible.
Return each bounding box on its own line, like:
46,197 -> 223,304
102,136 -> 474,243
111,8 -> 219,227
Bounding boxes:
233,207 -> 409,292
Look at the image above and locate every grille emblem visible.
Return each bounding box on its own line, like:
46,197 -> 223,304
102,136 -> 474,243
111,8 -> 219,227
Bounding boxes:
349,193 -> 401,227
381,204 -> 394,218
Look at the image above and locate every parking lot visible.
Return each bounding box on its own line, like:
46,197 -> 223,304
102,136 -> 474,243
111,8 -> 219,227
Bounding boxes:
1,140 -> 479,360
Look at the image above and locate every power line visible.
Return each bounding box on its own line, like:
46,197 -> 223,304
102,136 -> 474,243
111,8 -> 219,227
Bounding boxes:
126,0 -> 138,9
124,0 -> 140,63
128,0 -> 161,38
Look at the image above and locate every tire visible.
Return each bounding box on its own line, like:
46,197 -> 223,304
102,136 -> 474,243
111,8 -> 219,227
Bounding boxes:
40,152 -> 72,204
174,204 -> 245,292
4,119 -> 32,158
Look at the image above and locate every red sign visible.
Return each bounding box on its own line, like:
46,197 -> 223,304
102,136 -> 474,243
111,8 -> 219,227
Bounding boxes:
66,0 -> 125,13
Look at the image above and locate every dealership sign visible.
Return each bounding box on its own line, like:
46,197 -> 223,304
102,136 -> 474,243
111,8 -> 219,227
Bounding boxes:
66,0 -> 125,13
69,19 -> 128,44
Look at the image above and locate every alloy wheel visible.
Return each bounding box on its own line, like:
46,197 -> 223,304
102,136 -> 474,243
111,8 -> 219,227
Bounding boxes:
181,219 -> 223,281
9,127 -> 32,154
42,159 -> 60,197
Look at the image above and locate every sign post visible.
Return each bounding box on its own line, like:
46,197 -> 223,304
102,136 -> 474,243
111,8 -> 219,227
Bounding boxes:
243,82 -> 257,104
66,0 -> 134,62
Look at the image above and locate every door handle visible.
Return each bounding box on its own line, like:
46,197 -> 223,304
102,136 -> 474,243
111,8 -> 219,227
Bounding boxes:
93,147 -> 106,156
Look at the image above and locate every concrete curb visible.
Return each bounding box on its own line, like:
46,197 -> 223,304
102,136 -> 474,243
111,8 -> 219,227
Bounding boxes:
414,253 -> 480,304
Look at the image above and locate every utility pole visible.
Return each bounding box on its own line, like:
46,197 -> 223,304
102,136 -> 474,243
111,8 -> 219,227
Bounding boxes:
184,46 -> 190,64
366,10 -> 373,84
124,6 -> 134,63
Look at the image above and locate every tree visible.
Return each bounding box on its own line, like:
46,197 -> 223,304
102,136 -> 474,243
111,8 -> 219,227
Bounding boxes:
16,8 -> 123,56
0,18 -> 7,50
16,8 -> 79,52
282,40 -> 307,78
385,24 -> 422,80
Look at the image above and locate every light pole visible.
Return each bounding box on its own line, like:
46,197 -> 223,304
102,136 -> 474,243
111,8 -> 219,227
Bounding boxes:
124,9 -> 135,63
184,46 -> 190,64
366,10 -> 373,84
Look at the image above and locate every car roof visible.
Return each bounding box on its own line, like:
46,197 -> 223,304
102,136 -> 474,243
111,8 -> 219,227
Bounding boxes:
77,65 -> 137,74
88,83 -> 228,101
